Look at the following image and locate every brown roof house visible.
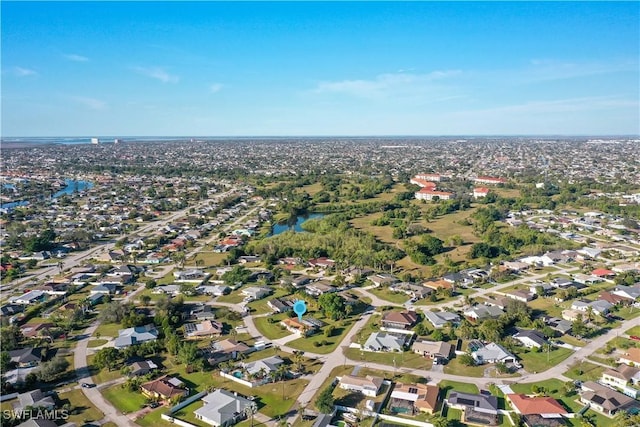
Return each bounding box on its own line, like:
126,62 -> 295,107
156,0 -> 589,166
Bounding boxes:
389,383 -> 440,415
382,310 -> 419,330
141,375 -> 188,402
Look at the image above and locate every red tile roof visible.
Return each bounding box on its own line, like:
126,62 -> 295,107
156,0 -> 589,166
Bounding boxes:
592,268 -> 615,277
506,394 -> 567,415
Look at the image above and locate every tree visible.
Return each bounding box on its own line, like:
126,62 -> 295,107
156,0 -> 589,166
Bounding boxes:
1,352 -> 10,372
37,356 -> 70,382
316,386 -> 335,414
458,354 -> 475,366
140,295 -> 151,306
318,293 -> 345,320
0,326 -> 23,351
178,342 -> 199,366
93,347 -> 121,371
145,279 -> 157,289
324,325 -> 335,337
431,415 -> 452,427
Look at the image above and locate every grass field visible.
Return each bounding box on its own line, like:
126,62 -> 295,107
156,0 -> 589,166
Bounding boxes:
58,389 -> 105,425
102,385 -> 148,413
92,322 -> 122,338
190,251 -> 228,267
287,318 -> 358,354
564,361 -> 606,381
87,339 -> 108,348
344,348 -> 434,370
517,346 -> 573,373
439,379 -> 480,397
442,358 -> 519,378
367,287 -> 409,304
253,314 -> 293,340
626,325 -> 640,336
216,291 -> 245,304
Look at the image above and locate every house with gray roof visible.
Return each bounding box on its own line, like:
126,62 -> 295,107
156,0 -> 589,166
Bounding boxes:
194,389 -> 256,427
424,311 -> 460,329
114,324 -> 158,349
513,329 -> 546,349
613,285 -> 640,302
447,391 -> 499,415
364,332 -> 407,352
463,304 -> 504,322
571,299 -> 612,315
472,342 -> 517,365
13,389 -> 55,412
242,356 -> 285,377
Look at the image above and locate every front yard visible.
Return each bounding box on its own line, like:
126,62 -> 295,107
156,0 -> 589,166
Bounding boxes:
344,348 -> 433,370
58,389 -> 105,425
517,346 -> 573,373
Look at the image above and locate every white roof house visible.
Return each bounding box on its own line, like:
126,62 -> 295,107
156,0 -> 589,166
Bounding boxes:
242,356 -> 285,377
194,389 -> 255,427
424,311 -> 460,329
472,342 -> 516,364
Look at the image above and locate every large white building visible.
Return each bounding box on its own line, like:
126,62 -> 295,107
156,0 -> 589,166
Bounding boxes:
415,189 -> 453,201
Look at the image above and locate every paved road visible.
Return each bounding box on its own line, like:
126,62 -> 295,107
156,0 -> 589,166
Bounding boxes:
73,285 -> 147,427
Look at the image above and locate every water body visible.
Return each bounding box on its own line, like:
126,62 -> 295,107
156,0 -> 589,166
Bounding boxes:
52,179 -> 94,198
270,213 -> 325,236
0,179 -> 94,210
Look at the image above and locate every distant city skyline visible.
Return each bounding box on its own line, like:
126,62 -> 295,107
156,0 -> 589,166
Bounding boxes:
2,1 -> 639,136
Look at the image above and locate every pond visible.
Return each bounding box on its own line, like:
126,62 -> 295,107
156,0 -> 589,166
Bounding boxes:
270,213 -> 325,236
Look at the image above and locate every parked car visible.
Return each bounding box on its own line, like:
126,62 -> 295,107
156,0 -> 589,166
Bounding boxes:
81,383 -> 96,388
630,336 -> 640,342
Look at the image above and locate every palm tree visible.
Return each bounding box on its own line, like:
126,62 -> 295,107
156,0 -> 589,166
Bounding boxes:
345,304 -> 353,318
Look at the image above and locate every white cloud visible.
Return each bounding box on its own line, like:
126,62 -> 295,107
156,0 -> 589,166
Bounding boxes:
71,96 -> 107,110
14,67 -> 37,77
63,53 -> 89,62
209,83 -> 223,93
132,66 -> 179,83
313,70 -> 461,99
520,58 -> 637,83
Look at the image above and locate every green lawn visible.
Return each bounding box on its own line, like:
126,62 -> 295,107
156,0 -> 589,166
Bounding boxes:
216,291 -> 245,304
367,287 -> 409,304
564,361 -> 606,381
87,339 -> 108,348
287,319 -> 357,354
626,325 -> 640,336
253,314 -> 292,340
344,348 -> 433,370
102,385 -> 149,413
87,354 -> 124,384
438,380 -> 479,397
517,346 -> 573,373
93,322 -> 122,338
136,407 -> 173,427
442,358 -> 485,377
58,389 -> 105,425
247,288 -> 292,315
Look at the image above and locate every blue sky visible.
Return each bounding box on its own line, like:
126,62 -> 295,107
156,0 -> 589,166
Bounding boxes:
2,1 -> 639,136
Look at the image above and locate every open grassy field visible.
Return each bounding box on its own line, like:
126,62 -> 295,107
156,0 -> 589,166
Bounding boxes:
87,339 -> 108,348
442,358 -> 519,378
189,251 -> 228,267
253,314 -> 293,340
296,182 -> 324,196
367,287 -> 409,304
102,384 -> 149,413
626,325 -> 640,336
344,348 -> 433,370
438,379 -> 480,397
58,389 -> 105,425
92,322 -> 122,338
287,317 -> 358,354
564,361 -> 606,381
517,346 -> 573,373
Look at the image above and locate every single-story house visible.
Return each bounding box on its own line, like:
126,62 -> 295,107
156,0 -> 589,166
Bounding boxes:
13,389 -> 55,412
13,290 -> 47,305
619,347 -> 640,366
241,287 -> 272,300
411,341 -> 453,362
129,360 -> 159,376
206,339 -> 252,366
8,347 -> 43,367
267,298 -> 294,313
367,273 -> 399,287
506,394 -> 567,419
580,381 -> 640,416
390,383 -> 440,415
242,356 -> 285,377
382,311 -> 419,330
338,375 -> 384,397
463,305 -> 504,322
363,332 -> 407,352
194,389 -> 255,427
114,324 -> 158,349
570,299 -> 612,316
513,330 -> 547,349
423,311 -> 460,329
447,391 -> 498,415
472,343 -> 517,365
305,281 -> 337,297
185,320 -> 224,339
141,375 -> 188,401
